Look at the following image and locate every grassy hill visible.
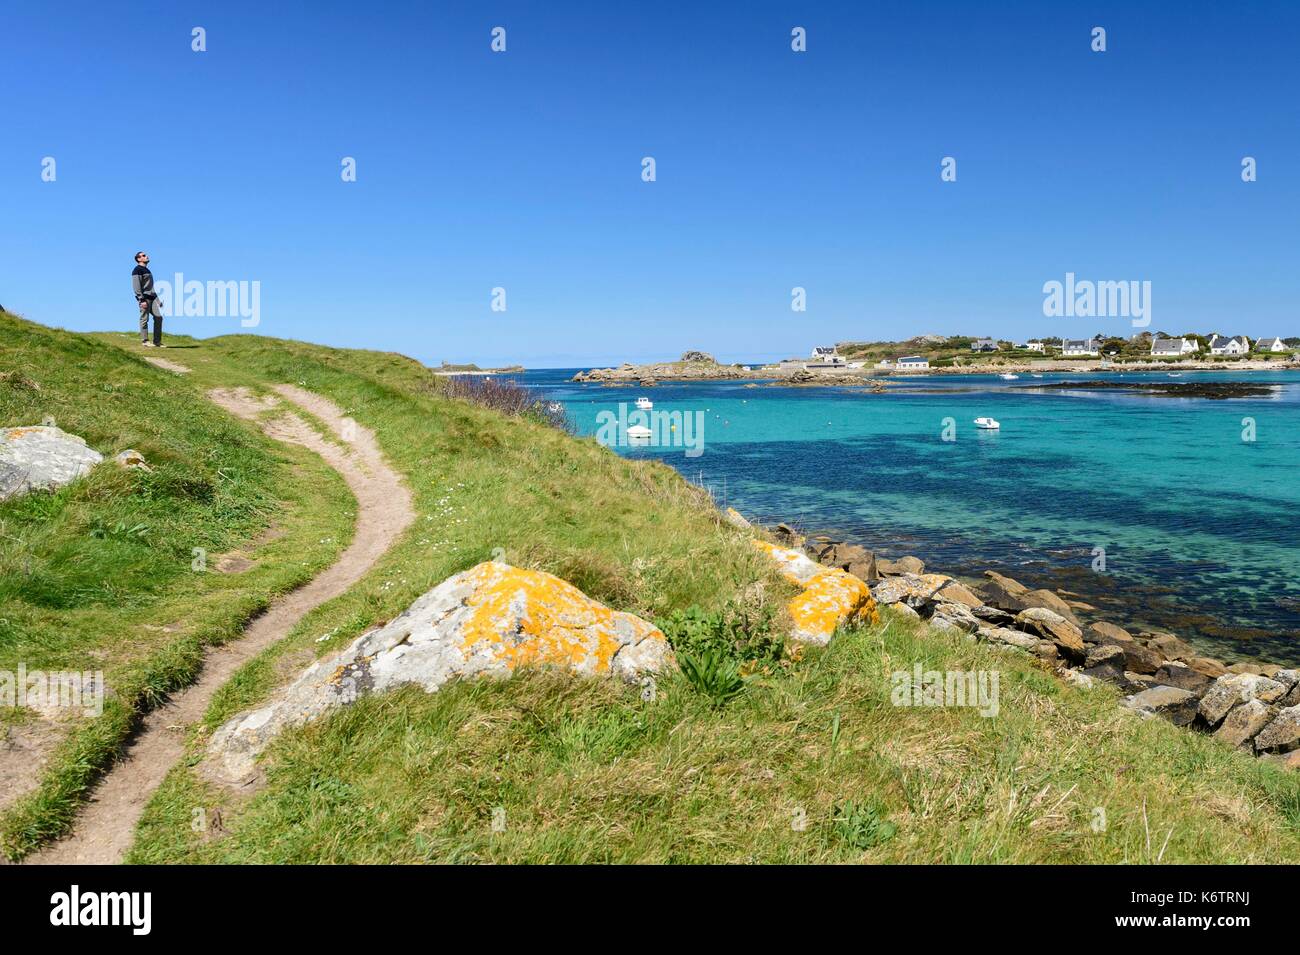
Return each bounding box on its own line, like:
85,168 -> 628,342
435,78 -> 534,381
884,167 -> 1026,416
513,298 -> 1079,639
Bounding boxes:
4,314 -> 1300,863
0,313 -> 353,857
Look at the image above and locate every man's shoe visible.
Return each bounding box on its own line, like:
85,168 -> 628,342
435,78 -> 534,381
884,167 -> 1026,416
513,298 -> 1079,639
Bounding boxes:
142,341 -> 156,347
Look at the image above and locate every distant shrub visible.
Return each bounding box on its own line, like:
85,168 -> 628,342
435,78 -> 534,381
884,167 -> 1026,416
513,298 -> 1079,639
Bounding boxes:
439,375 -> 571,432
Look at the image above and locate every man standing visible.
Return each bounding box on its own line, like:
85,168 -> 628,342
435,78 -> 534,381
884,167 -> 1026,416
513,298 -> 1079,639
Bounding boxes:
131,251 -> 164,347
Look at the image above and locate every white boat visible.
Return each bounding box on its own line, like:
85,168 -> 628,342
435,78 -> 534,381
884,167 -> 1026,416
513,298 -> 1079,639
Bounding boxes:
974,417 -> 1001,430
999,373 -> 1020,381
1167,373 -> 1183,378
627,425 -> 653,440
635,396 -> 653,410
1031,373 -> 1044,378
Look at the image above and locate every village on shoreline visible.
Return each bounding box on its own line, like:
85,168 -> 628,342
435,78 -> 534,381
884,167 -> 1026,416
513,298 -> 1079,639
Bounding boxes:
571,334 -> 1300,385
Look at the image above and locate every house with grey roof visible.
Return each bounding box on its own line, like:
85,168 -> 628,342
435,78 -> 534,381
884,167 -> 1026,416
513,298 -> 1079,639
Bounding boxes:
1254,336 -> 1287,352
970,338 -> 998,352
807,345 -> 845,367
1062,338 -> 1099,356
1208,334 -> 1250,356
1150,336 -> 1197,357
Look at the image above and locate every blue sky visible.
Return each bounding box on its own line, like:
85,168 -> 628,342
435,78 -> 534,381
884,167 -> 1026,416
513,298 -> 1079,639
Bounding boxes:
2,1 -> 1296,367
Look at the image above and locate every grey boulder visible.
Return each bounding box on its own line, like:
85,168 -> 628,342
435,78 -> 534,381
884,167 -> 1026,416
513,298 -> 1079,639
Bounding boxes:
0,425 -> 103,500
1124,686 -> 1199,726
1199,673 -> 1287,727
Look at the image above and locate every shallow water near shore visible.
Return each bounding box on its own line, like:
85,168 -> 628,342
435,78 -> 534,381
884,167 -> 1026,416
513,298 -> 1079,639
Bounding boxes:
525,368 -> 1300,666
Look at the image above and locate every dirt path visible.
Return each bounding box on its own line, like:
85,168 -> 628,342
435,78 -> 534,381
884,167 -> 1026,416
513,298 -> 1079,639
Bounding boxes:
28,383 -> 414,865
140,354 -> 192,374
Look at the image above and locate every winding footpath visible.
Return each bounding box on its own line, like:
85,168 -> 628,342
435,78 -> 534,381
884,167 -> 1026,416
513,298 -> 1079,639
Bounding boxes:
30,369 -> 415,864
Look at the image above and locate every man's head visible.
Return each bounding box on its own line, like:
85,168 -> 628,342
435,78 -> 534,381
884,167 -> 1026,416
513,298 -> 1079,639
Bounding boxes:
135,251 -> 150,266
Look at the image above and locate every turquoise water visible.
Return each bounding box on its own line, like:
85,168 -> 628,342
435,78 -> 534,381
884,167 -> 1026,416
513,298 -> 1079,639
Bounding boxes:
524,369 -> 1300,665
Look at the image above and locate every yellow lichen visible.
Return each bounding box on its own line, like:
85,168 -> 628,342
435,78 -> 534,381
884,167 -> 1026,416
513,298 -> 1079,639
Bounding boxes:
457,562 -> 665,672
753,540 -> 879,643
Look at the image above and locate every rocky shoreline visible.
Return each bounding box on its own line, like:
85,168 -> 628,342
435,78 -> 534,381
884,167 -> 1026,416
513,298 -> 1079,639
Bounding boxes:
1023,380 -> 1278,399
762,520 -> 1300,768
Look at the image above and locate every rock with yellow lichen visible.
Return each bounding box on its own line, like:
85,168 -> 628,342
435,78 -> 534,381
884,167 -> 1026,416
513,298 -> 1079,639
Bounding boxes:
203,561 -> 673,784
753,540 -> 879,645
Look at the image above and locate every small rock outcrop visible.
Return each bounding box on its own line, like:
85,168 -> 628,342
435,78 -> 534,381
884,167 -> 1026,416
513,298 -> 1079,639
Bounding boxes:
872,572 -> 950,609
808,541 -> 877,583
770,523 -> 804,548
0,426 -> 104,501
723,507 -> 751,530
1199,673 -> 1286,727
114,449 -> 151,471
1015,607 -> 1085,662
204,562 -> 673,784
1124,686 -> 1199,726
980,570 -> 1029,609
878,556 -> 925,576
1216,700 -> 1274,748
1255,706 -> 1300,753
753,540 -> 878,645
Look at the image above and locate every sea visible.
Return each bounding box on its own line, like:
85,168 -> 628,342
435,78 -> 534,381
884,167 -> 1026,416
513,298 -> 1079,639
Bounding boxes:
519,368 -> 1300,666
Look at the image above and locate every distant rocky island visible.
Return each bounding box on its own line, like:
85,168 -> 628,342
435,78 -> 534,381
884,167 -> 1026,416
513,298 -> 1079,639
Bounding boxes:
572,351 -> 882,387
572,351 -> 758,383
434,360 -> 525,375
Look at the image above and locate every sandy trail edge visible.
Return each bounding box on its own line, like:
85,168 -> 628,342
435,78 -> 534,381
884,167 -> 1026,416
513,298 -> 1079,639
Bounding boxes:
27,382 -> 415,864
140,354 -> 192,375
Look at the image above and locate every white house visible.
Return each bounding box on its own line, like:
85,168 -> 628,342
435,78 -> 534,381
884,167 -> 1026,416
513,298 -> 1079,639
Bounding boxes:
1062,338 -> 1099,356
1208,334 -> 1250,356
1254,336 -> 1287,352
970,338 -> 998,352
896,355 -> 930,371
808,346 -> 845,366
1025,341 -> 1046,352
1150,336 -> 1197,357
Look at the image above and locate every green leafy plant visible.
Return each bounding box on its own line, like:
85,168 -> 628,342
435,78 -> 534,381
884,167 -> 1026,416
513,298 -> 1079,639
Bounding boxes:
676,647 -> 745,706
832,798 -> 898,851
89,519 -> 150,541
656,603 -> 786,704
656,602 -> 783,668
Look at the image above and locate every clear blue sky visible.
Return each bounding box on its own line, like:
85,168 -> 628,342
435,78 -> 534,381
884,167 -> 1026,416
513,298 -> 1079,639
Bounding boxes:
2,1 -> 1296,367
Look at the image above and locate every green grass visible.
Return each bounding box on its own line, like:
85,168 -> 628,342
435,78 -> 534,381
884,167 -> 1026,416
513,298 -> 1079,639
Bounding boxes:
0,314 -> 354,859
131,612 -> 1300,863
7,315 -> 1300,863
